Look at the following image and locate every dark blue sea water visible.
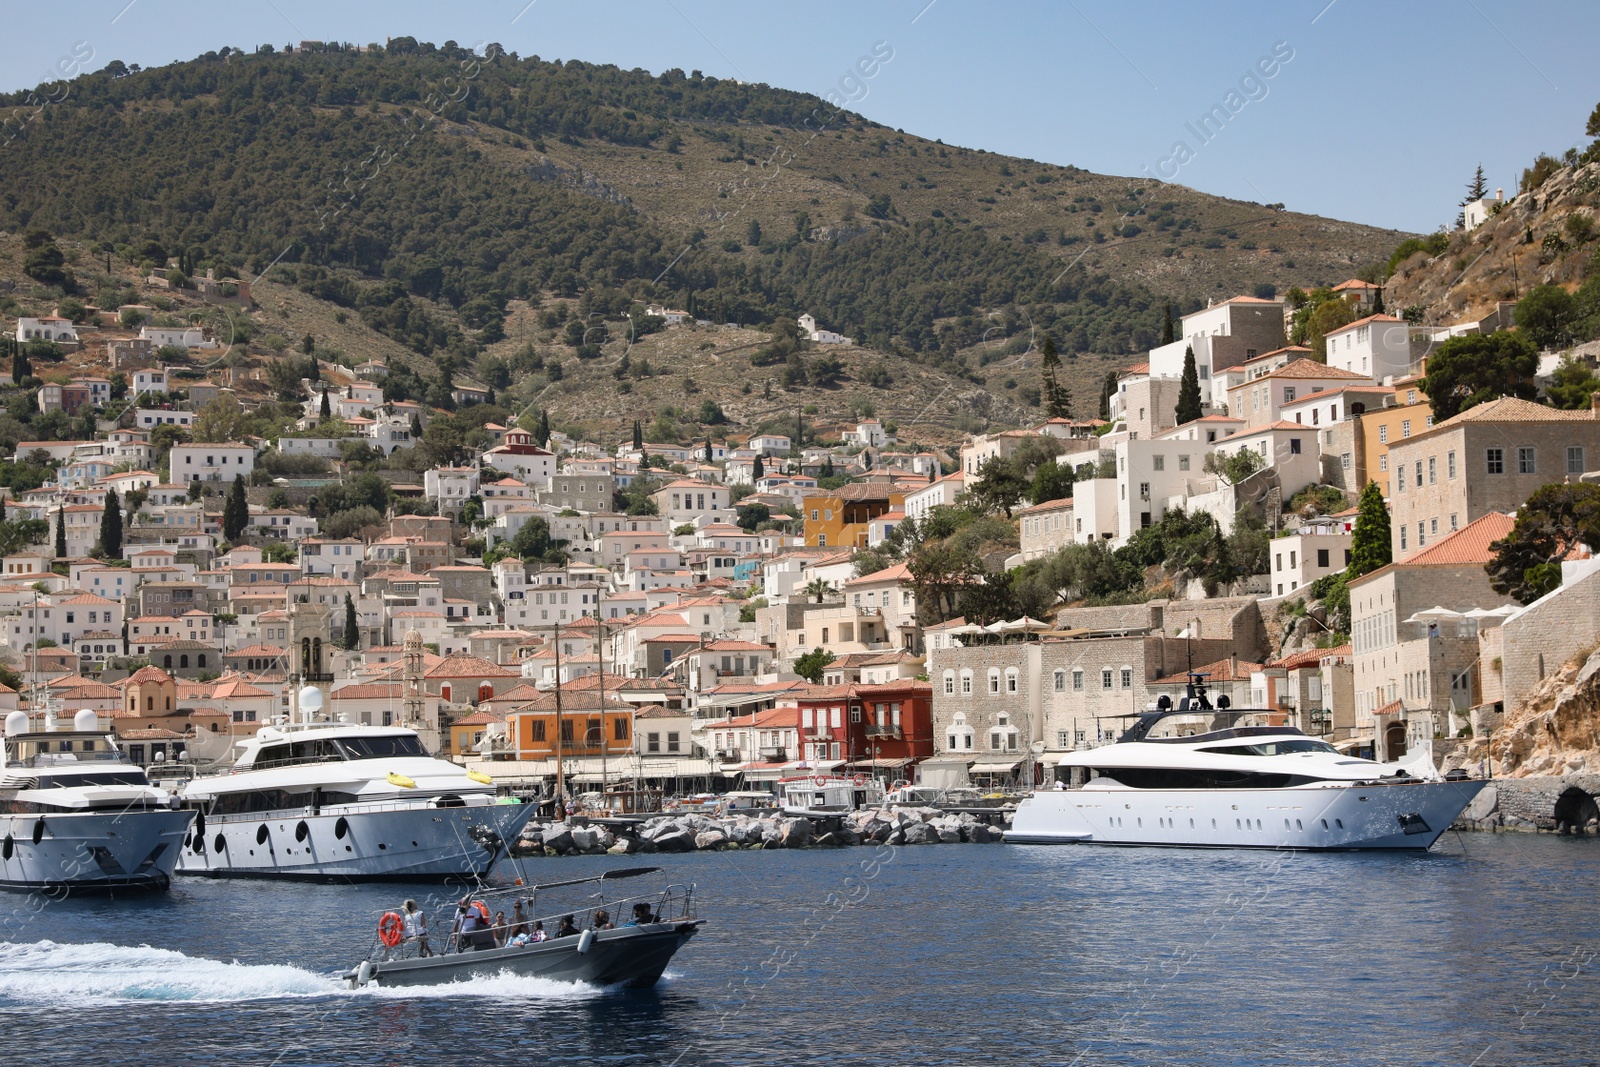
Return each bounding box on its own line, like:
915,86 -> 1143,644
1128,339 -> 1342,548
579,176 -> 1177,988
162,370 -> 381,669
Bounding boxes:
1,834 -> 1596,1066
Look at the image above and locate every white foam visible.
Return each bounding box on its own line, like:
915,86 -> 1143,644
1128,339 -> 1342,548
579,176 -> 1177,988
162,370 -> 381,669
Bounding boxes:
0,941 -> 609,1005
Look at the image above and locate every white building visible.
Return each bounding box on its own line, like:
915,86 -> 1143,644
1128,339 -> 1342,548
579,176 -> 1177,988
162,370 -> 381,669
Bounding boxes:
1323,315 -> 1414,383
139,325 -> 216,349
1270,530 -> 1353,599
797,313 -> 853,345
903,473 -> 963,521
15,316 -> 79,344
170,443 -> 255,483
1463,188 -> 1504,231
135,409 -> 195,430
132,367 -> 169,395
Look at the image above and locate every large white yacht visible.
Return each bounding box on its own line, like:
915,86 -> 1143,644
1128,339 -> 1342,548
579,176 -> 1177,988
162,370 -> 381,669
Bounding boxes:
176,689 -> 536,882
1,709 -> 195,891
1006,676 -> 1487,851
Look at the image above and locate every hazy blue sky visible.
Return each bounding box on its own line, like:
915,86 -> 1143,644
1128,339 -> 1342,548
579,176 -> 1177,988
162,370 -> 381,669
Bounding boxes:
6,1 -> 1597,233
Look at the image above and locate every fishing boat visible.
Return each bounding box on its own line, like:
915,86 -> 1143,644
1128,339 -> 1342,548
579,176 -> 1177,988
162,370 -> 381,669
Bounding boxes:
345,866 -> 701,989
1006,674 -> 1488,851
1,709 -> 194,892
778,774 -> 885,817
176,687 -> 537,882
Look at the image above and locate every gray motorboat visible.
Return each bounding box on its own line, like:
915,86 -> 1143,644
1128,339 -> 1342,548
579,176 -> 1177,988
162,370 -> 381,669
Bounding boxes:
345,867 -> 700,989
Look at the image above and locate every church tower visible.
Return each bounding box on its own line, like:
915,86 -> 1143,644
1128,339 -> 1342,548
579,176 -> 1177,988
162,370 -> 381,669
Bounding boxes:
287,598 -> 334,722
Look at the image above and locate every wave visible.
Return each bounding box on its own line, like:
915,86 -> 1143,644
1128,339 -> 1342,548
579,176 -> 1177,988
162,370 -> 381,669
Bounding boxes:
0,941 -> 605,1006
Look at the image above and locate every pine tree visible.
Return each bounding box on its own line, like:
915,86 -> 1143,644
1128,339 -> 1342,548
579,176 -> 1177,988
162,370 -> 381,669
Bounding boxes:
753,454 -> 765,480
99,489 -> 122,560
1463,164 -> 1488,205
319,389 -> 331,418
54,504 -> 66,558
342,592 -> 360,650
1040,334 -> 1071,419
1175,345 -> 1203,425
1161,303 -> 1175,346
1347,481 -> 1392,578
223,474 -> 249,542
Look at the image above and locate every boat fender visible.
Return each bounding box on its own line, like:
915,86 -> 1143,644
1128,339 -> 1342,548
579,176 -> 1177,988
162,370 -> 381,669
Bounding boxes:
256,824 -> 270,846
387,771 -> 417,789
2,835 -> 11,860
295,820 -> 310,843
192,833 -> 205,855
334,816 -> 349,840
194,810 -> 205,838
467,770 -> 493,785
378,911 -> 405,947
214,833 -> 226,854
32,819 -> 45,845
355,961 -> 375,988
576,929 -> 594,955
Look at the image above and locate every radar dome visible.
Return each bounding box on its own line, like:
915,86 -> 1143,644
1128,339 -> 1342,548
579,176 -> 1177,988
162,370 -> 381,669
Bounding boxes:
73,709 -> 98,732
298,686 -> 324,713
4,711 -> 26,737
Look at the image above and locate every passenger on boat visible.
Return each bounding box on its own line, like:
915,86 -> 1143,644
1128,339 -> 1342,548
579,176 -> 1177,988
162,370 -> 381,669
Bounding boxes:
492,911 -> 509,948
624,902 -> 656,926
530,920 -> 548,942
455,898 -> 497,951
591,909 -> 614,930
556,915 -> 579,939
509,900 -> 530,939
402,899 -> 433,957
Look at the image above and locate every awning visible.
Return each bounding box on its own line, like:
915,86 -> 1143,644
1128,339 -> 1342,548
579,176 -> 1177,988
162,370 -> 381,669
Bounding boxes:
969,760 -> 1021,775
1332,735 -> 1374,752
737,760 -> 798,782
842,757 -> 913,769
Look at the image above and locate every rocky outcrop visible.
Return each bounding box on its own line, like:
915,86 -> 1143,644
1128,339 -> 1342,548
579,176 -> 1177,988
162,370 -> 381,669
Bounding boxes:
1447,646 -> 1600,780
510,806 -> 1008,857
1452,775 -> 1600,833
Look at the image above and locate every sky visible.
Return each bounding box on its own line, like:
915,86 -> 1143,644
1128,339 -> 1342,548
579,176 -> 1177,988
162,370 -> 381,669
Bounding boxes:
5,0 -> 1598,234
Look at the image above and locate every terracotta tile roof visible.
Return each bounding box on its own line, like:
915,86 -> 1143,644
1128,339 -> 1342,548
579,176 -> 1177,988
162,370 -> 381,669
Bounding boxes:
1325,313 -> 1404,336
1155,658 -> 1262,684
1375,698 -> 1404,716
1269,644 -> 1352,671
1409,395 -> 1596,440
1015,498 -> 1073,515
423,653 -> 518,679
331,683 -> 405,700
845,562 -> 912,585
1332,278 -> 1380,291
227,644 -> 285,658
1248,358 -> 1371,382
1399,511 -> 1516,567
451,709 -> 502,726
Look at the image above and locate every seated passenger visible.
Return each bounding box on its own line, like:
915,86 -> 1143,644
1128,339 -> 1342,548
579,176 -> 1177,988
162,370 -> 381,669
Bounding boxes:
556,915 -> 579,939
530,920 -> 548,942
624,902 -> 657,926
591,909 -> 614,931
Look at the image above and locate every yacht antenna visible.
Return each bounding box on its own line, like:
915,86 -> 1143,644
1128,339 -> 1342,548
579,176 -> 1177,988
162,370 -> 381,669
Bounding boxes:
596,587 -> 607,806
552,619 -> 565,815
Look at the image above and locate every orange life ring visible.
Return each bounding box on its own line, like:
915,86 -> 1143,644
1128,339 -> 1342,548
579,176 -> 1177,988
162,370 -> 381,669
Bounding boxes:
852,773 -> 867,787
812,775 -> 828,787
378,911 -> 405,947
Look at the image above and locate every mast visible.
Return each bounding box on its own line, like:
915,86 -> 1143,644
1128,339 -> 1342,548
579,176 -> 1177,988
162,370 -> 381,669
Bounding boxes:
552,620 -> 565,813
596,586 -> 608,806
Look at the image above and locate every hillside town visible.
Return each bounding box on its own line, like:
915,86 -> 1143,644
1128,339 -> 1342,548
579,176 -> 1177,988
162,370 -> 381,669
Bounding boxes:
4,255 -> 1600,800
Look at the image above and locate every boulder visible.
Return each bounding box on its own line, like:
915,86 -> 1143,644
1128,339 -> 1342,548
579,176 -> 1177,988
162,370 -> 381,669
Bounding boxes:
607,838 -> 636,855
635,835 -> 659,854
779,817 -> 815,848
653,829 -> 696,853
966,823 -> 998,843
813,831 -> 848,848
541,824 -> 574,854
902,821 -> 941,845
695,829 -> 729,851
569,828 -> 596,852
1461,784 -> 1498,823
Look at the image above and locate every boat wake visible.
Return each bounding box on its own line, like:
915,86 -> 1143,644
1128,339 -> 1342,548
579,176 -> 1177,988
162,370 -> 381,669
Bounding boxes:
0,941 -> 606,1005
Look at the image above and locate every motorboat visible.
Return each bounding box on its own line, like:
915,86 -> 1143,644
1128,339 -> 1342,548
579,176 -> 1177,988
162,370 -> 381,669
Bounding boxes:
1,709 -> 195,892
779,774 -> 885,817
1006,675 -> 1488,851
177,689 -> 536,882
345,866 -> 700,989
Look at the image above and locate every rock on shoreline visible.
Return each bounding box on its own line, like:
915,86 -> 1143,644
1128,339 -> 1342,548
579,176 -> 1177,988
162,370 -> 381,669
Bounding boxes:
511,807 -> 1006,857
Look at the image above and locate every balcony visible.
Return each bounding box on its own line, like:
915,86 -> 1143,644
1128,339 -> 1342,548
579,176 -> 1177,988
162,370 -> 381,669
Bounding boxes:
299,671 -> 335,683
716,749 -> 742,762
554,740 -> 610,755
864,724 -> 903,739
758,747 -> 788,761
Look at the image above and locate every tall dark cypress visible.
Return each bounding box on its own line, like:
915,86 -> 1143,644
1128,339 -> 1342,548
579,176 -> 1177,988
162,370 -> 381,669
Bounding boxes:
342,593 -> 360,650
1161,304 -> 1175,346
223,474 -> 249,542
1040,334 -> 1070,419
100,489 -> 122,560
1175,345 -> 1204,425
54,504 -> 66,558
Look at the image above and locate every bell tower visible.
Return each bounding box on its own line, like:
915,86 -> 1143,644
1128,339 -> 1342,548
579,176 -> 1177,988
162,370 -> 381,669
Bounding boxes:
287,598 -> 334,722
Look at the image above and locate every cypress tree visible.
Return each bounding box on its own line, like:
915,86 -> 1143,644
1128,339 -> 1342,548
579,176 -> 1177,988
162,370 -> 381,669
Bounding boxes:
54,504 -> 66,558
1371,288 -> 1385,316
100,488 -> 122,560
0,495 -> 7,521
1161,303 -> 1175,346
223,474 -> 249,542
319,388 -> 331,419
1175,345 -> 1204,425
534,408 -> 551,448
1098,371 -> 1118,422
1347,481 -> 1392,577
753,454 -> 765,480
631,419 -> 643,451
704,437 -> 713,463
342,592 -> 360,650
1040,333 -> 1070,419
794,409 -> 804,447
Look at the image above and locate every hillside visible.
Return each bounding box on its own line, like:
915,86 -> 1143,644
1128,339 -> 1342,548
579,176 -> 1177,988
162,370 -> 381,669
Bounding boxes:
0,41 -> 1407,438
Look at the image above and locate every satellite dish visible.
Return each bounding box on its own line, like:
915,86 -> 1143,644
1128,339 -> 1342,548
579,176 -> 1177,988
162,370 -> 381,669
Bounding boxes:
298,686 -> 324,713
1216,695 -> 1231,710
4,711 -> 27,737
73,709 -> 98,732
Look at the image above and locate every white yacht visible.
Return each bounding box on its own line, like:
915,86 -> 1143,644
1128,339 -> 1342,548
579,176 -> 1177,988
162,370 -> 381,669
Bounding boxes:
1006,677 -> 1487,851
1,709 -> 195,891
176,691 -> 536,882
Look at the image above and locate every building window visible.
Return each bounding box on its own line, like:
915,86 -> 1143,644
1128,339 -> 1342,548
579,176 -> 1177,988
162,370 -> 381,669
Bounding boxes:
960,670 -> 973,695
1401,420 -> 1411,438
1378,425 -> 1388,444
1006,668 -> 1019,694
1486,448 -> 1504,474
1400,525 -> 1408,550
1397,465 -> 1406,492
1101,668 -> 1113,689
1179,455 -> 1190,471
943,670 -> 955,695
1341,452 -> 1351,470
1053,670 -> 1065,692
1152,455 -> 1165,471
1379,455 -> 1388,471
987,669 -> 1001,694
1289,438 -> 1302,455
1569,446 -> 1586,474
1450,514 -> 1459,531
1072,669 -> 1084,691
1121,667 -> 1133,689
1427,457 -> 1436,484
1518,447 -> 1536,474
1417,522 -> 1426,548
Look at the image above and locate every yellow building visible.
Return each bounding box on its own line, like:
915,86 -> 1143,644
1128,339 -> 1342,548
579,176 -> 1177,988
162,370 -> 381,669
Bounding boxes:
801,483 -> 907,550
1356,375 -> 1434,496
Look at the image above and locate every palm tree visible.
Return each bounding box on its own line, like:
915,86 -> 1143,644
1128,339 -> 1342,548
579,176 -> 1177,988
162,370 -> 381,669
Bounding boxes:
802,577 -> 833,603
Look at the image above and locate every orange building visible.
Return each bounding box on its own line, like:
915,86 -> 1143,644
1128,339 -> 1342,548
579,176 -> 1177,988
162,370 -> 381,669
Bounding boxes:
507,691 -> 634,760
1355,374 -> 1434,496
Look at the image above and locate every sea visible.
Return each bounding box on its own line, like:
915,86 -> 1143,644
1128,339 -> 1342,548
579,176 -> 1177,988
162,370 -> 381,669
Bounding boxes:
1,834 -> 1596,1067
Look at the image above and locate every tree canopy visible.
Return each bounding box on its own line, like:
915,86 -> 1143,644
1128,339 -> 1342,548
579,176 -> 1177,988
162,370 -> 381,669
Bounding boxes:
1487,482 -> 1600,603
1420,330 -> 1539,421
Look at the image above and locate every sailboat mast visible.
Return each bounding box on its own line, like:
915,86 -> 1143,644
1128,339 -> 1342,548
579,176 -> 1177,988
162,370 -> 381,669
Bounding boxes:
552,620 -> 565,813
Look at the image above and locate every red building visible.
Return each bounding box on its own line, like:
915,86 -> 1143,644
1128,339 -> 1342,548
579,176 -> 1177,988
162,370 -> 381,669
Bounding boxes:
790,680 -> 934,782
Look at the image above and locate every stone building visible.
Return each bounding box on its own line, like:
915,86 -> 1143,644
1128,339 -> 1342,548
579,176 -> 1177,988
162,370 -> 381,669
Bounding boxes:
1385,395 -> 1600,561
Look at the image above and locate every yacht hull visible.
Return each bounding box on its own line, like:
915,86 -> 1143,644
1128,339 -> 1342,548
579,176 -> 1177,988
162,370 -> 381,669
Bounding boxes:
1005,779 -> 1488,851
0,809 -> 194,892
350,922 -> 701,989
175,803 -> 537,882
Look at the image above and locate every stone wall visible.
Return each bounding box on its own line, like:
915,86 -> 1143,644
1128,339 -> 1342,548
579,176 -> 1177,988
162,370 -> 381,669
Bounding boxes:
1500,567 -> 1600,717
1454,774 -> 1600,832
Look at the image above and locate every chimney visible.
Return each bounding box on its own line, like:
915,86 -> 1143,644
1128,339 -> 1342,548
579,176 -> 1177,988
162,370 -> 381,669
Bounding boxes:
1592,392 -> 1600,418
1229,652 -> 1238,677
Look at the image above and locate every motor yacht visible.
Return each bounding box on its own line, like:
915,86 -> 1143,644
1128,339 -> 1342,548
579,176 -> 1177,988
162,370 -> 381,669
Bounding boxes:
1,709 -> 194,891
1006,675 -> 1487,851
176,690 -> 536,882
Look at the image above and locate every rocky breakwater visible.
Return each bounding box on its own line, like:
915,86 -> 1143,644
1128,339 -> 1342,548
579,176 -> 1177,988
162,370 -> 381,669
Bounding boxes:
512,807 -> 1006,857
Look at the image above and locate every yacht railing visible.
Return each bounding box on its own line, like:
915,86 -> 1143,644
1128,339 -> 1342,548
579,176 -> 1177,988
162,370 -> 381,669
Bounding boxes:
359,881 -> 696,962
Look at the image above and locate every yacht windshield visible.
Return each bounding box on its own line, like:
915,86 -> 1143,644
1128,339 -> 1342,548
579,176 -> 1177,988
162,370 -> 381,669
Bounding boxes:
335,735 -> 427,760
1201,739 -> 1338,756
33,771 -> 151,788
